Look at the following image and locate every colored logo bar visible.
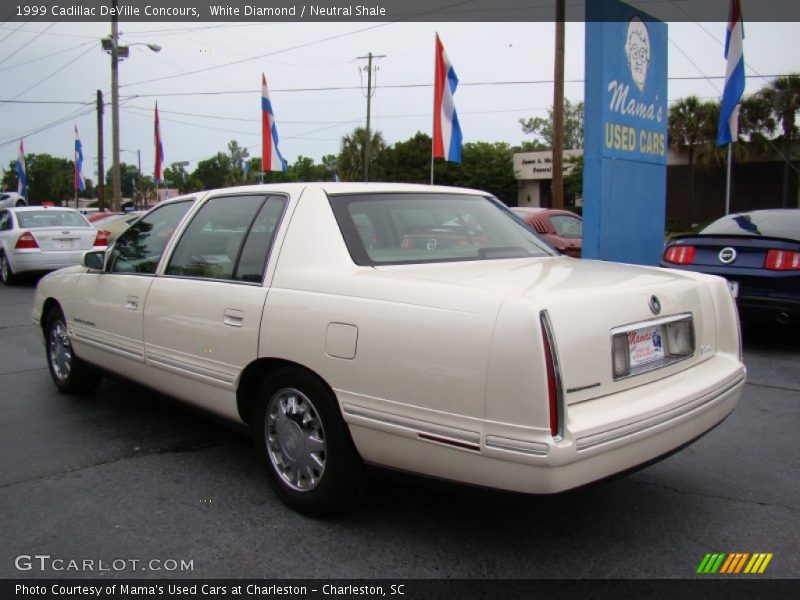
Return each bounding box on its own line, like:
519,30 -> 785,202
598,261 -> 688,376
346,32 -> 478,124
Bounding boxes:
697,553 -> 773,574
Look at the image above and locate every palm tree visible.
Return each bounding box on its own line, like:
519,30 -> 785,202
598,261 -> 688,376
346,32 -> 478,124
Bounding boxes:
337,127 -> 386,182
760,74 -> 800,207
668,96 -> 711,224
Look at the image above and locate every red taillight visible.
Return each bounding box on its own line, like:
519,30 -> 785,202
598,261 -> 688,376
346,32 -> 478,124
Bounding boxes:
15,232 -> 39,249
663,245 -> 696,265
764,249 -> 800,271
94,229 -> 110,247
540,312 -> 561,439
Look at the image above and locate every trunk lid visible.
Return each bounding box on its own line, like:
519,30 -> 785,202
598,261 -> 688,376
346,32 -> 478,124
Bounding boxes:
26,226 -> 98,251
375,256 -> 718,404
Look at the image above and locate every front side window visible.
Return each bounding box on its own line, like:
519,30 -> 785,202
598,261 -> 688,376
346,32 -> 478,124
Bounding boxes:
16,210 -> 88,229
107,200 -> 194,274
166,195 -> 286,282
0,211 -> 10,231
330,193 -> 554,266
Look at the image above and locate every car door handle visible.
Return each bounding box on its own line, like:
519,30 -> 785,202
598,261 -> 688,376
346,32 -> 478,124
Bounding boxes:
126,295 -> 139,310
223,308 -> 244,327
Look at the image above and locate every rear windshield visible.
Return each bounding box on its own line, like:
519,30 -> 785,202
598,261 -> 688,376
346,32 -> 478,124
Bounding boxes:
16,210 -> 89,228
329,192 -> 554,266
701,211 -> 800,241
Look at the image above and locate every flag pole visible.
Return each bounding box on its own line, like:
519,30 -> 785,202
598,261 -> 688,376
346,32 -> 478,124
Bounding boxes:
724,142 -> 733,215
430,34 -> 436,186
430,144 -> 434,185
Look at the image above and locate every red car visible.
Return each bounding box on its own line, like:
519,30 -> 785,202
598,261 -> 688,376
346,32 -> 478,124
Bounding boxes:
511,207 -> 583,257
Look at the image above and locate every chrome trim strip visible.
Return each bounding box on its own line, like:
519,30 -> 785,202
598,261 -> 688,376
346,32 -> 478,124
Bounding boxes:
576,372 -> 744,451
609,312 -> 694,336
539,309 -> 565,441
342,405 -> 480,444
146,351 -> 236,386
485,438 -> 549,457
70,330 -> 144,362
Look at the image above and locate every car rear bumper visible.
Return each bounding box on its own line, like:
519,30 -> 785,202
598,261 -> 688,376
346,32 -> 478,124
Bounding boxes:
738,295 -> 800,325
8,250 -> 90,274
343,355 -> 744,494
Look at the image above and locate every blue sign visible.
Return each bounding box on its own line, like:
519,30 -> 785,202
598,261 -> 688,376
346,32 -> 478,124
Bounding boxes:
583,0 -> 668,265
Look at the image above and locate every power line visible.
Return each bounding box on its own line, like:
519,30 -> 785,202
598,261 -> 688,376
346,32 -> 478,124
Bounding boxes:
120,0 -> 476,89
0,104 -> 94,148
0,40 -> 95,74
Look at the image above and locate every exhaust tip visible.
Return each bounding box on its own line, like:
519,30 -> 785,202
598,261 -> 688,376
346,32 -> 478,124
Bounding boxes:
776,312 -> 790,325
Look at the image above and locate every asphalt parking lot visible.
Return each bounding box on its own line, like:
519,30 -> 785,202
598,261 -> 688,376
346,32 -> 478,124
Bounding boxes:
1,280 -> 798,581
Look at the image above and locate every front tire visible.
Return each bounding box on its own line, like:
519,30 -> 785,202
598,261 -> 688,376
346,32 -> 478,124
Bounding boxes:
0,252 -> 15,285
45,307 -> 102,394
253,367 -> 363,516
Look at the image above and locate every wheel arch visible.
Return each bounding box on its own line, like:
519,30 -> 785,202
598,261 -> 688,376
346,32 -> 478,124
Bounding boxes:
40,297 -> 63,332
236,357 -> 340,427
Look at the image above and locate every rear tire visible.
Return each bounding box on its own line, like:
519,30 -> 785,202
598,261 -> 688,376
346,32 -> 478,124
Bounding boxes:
253,367 -> 363,516
0,252 -> 15,285
45,307 -> 102,395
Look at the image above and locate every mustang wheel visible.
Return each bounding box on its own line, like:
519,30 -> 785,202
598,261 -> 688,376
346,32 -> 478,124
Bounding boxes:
0,252 -> 15,285
45,307 -> 102,394
253,367 -> 363,516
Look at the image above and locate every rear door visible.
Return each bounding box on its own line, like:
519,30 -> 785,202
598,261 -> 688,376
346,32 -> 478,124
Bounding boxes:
143,194 -> 287,392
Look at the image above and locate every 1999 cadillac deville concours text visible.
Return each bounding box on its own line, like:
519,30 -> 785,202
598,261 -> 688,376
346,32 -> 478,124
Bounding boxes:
32,183 -> 745,515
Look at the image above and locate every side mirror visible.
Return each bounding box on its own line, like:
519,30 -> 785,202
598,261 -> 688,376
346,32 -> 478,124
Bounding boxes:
83,250 -> 105,271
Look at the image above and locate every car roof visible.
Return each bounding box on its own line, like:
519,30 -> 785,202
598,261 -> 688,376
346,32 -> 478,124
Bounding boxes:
158,182 -> 493,206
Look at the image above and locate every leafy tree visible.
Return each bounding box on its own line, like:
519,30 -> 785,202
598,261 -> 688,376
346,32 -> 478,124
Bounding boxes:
759,74 -> 800,207
192,152 -> 233,190
434,142 -> 518,205
227,139 -> 250,183
163,162 -> 190,191
287,155 -> 335,182
3,153 -> 74,205
375,131 -> 432,184
105,163 -> 140,199
337,127 -> 386,182
668,96 -> 711,221
519,99 -> 584,150
563,154 -> 583,208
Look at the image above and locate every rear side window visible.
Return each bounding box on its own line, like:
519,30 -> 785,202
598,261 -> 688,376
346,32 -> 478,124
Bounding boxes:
108,201 -> 194,275
166,195 -> 286,283
330,192 -> 554,266
0,211 -> 11,231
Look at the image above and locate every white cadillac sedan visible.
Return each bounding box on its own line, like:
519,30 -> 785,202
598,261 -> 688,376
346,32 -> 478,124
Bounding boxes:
32,183 -> 745,515
1,206 -> 108,284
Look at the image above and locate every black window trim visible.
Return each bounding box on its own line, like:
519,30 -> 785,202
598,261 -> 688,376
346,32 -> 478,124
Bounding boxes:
104,198 -> 196,277
160,192 -> 289,286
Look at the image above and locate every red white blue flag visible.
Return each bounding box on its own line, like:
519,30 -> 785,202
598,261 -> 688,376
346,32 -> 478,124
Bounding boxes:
16,139 -> 27,198
718,0 -> 745,146
262,74 -> 287,172
433,34 -> 462,163
74,126 -> 86,192
154,102 -> 164,181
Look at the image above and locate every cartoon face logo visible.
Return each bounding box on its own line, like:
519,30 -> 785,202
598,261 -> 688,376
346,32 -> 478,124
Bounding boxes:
625,16 -> 650,92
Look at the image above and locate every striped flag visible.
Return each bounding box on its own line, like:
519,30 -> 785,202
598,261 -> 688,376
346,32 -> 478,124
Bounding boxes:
74,126 -> 86,192
433,34 -> 462,163
717,0 -> 745,146
16,140 -> 27,198
154,102 -> 164,181
261,74 -> 287,172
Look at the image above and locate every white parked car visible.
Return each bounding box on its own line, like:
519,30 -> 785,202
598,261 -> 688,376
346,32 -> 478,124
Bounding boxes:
0,192 -> 27,209
32,183 -> 745,515
1,206 -> 108,285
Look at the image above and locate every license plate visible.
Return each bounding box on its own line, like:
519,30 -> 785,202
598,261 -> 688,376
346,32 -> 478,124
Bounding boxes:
727,280 -> 739,298
53,238 -> 77,249
627,324 -> 665,368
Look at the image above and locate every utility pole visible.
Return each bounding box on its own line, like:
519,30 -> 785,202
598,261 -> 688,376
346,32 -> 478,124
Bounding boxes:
552,0 -> 566,210
110,0 -> 121,212
357,52 -> 385,182
96,90 -> 105,211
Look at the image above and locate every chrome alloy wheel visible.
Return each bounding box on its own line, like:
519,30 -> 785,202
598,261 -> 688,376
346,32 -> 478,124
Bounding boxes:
265,387 -> 327,492
49,319 -> 72,382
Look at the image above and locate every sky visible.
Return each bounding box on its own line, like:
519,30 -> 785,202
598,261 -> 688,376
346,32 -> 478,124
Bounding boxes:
1,18 -> 799,184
